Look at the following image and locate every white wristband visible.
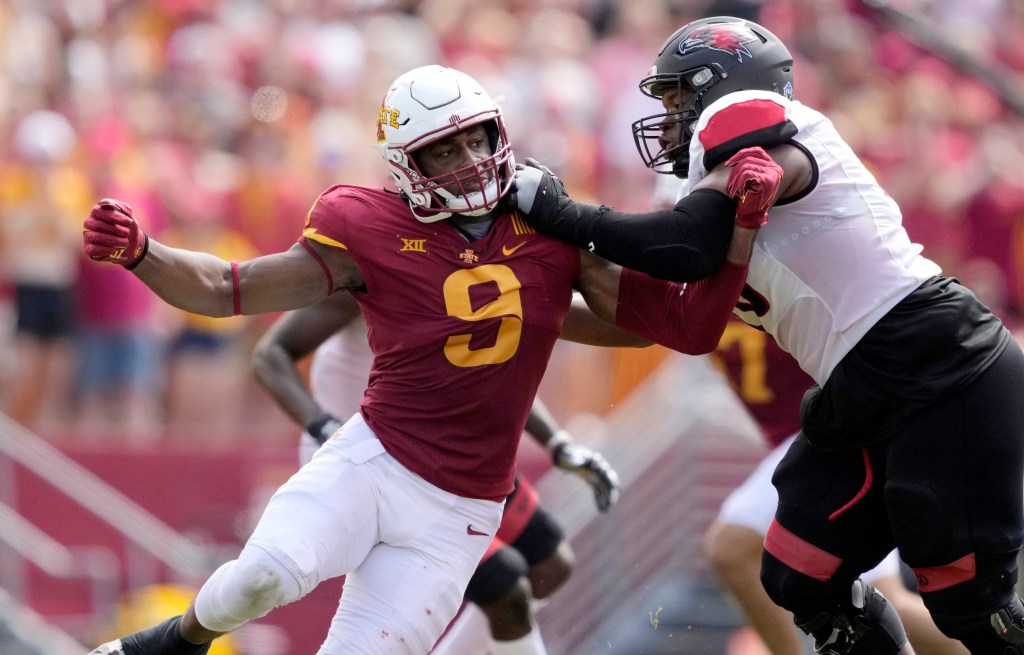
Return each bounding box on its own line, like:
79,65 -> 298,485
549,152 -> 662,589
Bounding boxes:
546,430 -> 572,453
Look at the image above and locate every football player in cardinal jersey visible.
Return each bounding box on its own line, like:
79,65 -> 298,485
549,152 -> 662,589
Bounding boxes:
514,16 -> 1024,655
250,291 -> 626,655
82,65 -> 773,655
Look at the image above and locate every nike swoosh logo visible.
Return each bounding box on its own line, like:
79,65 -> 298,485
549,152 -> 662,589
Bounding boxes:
502,242 -> 526,256
466,525 -> 489,536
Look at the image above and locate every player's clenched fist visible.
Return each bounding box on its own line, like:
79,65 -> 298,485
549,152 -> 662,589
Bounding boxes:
83,199 -> 149,268
725,147 -> 783,230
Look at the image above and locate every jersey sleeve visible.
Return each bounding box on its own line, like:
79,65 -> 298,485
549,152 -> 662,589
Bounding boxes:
300,184 -> 352,251
615,260 -> 749,355
697,92 -> 798,171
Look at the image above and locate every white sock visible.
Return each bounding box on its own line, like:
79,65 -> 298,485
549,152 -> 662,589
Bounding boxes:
491,627 -> 548,655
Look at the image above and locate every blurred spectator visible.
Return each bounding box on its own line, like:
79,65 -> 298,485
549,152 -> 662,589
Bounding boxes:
226,124 -> 316,256
0,110 -> 85,432
72,257 -> 166,442
69,149 -> 172,442
159,185 -> 259,442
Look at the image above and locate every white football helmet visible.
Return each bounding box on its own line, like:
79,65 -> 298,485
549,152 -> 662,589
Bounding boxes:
376,65 -> 515,223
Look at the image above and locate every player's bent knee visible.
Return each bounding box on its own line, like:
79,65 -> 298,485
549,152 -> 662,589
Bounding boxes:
467,546 -> 534,639
927,591 -> 1024,652
915,551 -> 1024,650
761,550 -> 822,612
464,546 -> 535,639
528,543 -> 574,599
705,522 -> 759,577
479,577 -> 533,640
930,597 -> 1024,653
703,521 -> 726,568
465,546 -> 529,607
193,546 -> 303,632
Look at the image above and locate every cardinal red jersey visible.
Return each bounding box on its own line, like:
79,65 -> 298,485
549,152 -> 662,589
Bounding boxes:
710,318 -> 813,447
302,185 -> 580,501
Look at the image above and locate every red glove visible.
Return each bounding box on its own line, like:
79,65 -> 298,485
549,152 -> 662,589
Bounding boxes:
83,199 -> 149,268
725,147 -> 783,229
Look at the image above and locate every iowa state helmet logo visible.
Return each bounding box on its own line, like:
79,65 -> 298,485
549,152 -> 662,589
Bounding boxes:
680,24 -> 757,62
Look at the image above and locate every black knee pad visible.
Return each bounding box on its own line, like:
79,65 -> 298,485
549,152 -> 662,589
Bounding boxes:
794,581 -> 907,655
509,505 -> 564,566
918,550 -> 1021,648
761,549 -> 848,615
464,545 -> 529,606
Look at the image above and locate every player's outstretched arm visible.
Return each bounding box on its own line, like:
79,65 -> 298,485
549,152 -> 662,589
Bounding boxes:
593,154 -> 780,355
514,149 -> 784,282
573,216 -> 757,357
83,199 -> 361,316
525,397 -> 621,512
514,160 -> 733,282
250,293 -> 362,443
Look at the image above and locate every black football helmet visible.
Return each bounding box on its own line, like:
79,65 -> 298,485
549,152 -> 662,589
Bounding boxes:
632,16 -> 794,177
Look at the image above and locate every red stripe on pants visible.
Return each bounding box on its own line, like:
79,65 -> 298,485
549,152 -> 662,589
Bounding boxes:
765,519 -> 842,582
913,553 -> 976,592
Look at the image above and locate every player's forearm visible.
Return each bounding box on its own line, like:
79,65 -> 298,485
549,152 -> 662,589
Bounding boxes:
725,226 -> 758,265
250,340 -> 324,428
130,240 -> 237,316
616,259 -> 748,355
554,190 -> 735,283
560,303 -> 652,347
567,263 -> 652,347
524,397 -> 560,445
133,241 -> 332,316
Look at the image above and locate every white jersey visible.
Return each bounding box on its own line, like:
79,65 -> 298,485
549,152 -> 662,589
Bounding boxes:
308,314 -> 373,419
298,315 -> 374,464
682,91 -> 941,384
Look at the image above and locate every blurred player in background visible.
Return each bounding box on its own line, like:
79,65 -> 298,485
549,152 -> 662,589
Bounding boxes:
707,318 -> 968,655
250,291 -> 625,655
82,64 -> 770,654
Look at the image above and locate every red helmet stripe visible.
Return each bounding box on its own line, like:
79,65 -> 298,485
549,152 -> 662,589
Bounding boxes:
699,98 -> 788,153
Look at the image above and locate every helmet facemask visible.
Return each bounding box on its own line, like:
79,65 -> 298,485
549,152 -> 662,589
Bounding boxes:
631,17 -> 794,179
377,66 -> 516,223
406,120 -> 512,220
632,65 -> 719,178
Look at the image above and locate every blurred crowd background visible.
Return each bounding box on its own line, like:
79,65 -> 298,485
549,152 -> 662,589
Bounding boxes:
1,0 -> 1024,445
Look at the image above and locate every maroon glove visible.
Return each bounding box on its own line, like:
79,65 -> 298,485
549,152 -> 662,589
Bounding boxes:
725,147 -> 783,229
83,198 -> 149,268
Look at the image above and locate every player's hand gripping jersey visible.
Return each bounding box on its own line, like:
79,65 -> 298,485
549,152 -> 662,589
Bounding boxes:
302,185 -> 579,501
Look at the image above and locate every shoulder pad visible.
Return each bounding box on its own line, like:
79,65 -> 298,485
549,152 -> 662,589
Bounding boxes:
697,92 -> 798,170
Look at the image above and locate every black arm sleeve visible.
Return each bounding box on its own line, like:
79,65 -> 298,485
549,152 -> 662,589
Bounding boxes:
567,189 -> 735,283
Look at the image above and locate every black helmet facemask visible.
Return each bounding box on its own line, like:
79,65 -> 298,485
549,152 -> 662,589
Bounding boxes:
631,17 -> 794,179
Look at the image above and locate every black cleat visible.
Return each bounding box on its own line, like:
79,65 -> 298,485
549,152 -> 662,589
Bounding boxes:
87,616 -> 211,655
